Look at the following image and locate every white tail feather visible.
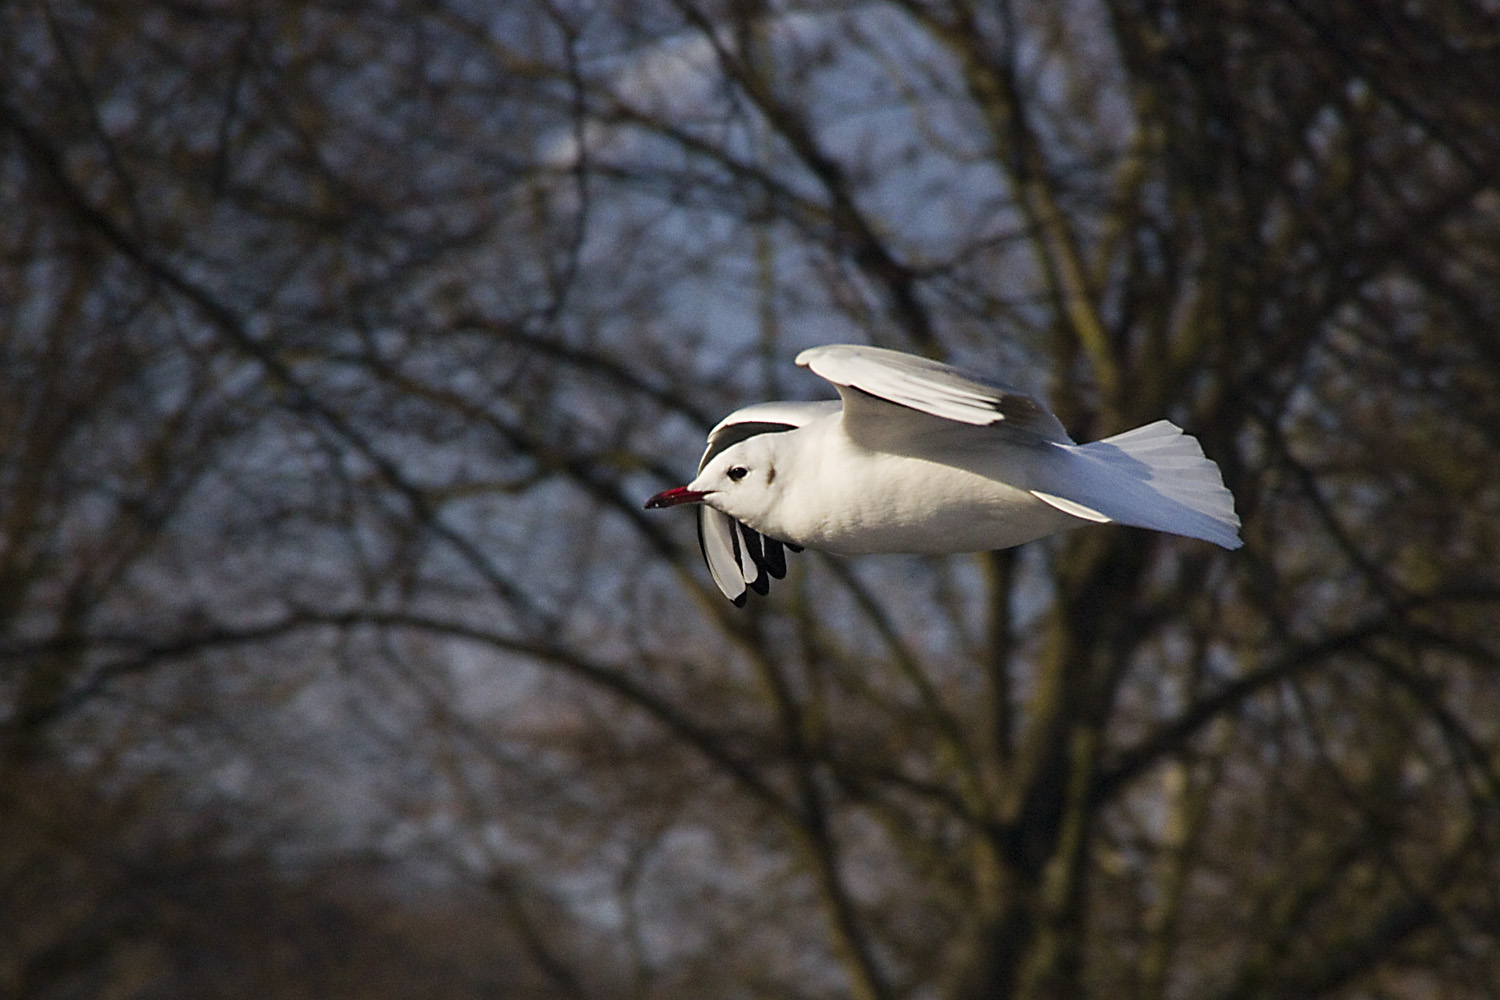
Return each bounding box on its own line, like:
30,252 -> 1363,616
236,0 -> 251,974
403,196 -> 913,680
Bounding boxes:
1030,420 -> 1242,549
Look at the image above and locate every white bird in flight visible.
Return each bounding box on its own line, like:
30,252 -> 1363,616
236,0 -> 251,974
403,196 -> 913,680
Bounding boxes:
646,344 -> 1241,605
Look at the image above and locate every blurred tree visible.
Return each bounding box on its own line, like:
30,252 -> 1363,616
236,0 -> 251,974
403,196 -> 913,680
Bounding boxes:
2,1 -> 1498,999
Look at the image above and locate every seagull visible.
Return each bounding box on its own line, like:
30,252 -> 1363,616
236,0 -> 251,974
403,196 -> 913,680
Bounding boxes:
646,344 -> 1241,605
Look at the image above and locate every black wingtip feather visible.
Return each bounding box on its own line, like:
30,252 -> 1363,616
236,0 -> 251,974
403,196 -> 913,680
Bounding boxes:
741,526 -> 764,568
741,528 -> 771,595
763,539 -> 787,578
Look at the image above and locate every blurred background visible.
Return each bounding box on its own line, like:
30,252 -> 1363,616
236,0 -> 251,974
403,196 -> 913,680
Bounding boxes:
3,1 -> 1499,998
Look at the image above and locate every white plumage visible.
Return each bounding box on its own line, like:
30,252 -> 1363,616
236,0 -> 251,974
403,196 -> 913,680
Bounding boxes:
646,344 -> 1241,604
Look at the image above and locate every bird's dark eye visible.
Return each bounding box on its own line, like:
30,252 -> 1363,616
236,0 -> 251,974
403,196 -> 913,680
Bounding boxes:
727,466 -> 748,482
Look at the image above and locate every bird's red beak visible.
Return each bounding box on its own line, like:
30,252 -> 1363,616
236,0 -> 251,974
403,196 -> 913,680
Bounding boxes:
644,486 -> 709,509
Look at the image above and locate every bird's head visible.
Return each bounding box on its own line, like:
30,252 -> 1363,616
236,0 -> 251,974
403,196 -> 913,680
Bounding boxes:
645,436 -> 783,529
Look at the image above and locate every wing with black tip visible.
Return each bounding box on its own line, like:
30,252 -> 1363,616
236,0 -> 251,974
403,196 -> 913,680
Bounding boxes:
796,343 -> 1073,444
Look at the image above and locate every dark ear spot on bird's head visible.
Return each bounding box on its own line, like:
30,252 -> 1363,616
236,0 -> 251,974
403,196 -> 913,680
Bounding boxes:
765,465 -> 775,485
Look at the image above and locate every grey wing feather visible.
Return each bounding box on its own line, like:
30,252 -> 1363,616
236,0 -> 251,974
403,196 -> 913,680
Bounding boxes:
797,343 -> 1072,443
698,507 -> 751,606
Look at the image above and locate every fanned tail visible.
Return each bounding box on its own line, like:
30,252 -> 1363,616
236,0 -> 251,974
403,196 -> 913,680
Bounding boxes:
1030,420 -> 1242,549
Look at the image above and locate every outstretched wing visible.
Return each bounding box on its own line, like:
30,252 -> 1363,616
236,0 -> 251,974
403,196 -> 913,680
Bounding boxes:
696,400 -> 832,605
796,343 -> 1073,444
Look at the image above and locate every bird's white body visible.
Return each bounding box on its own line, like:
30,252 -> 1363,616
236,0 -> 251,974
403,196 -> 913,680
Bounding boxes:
646,344 -> 1241,604
737,411 -> 1076,555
